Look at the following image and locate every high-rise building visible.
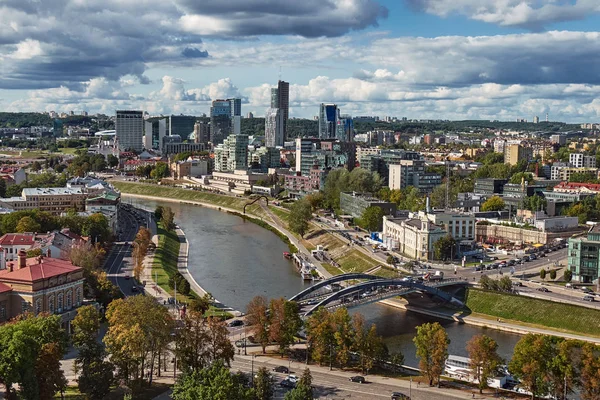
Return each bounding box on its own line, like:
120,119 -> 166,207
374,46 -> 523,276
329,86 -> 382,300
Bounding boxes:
570,153 -> 596,169
503,144 -> 532,166
318,104 -> 339,139
193,122 -> 210,145
388,160 -> 442,193
246,112 -> 254,119
277,80 -> 289,140
144,118 -> 167,153
116,110 -> 143,152
336,114 -> 354,142
210,99 -> 241,145
533,116 -> 540,124
265,108 -> 284,148
169,115 -> 197,140
214,134 -> 249,172
271,88 -> 279,108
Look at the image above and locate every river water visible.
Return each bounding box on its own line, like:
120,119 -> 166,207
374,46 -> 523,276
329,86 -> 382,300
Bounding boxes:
126,197 -> 520,367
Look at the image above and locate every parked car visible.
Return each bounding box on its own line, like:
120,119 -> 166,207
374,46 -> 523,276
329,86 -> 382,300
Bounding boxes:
131,286 -> 138,293
513,281 -> 523,287
228,320 -> 244,327
349,376 -> 366,383
583,295 -> 595,302
391,392 -> 410,400
280,379 -> 296,388
273,366 -> 289,373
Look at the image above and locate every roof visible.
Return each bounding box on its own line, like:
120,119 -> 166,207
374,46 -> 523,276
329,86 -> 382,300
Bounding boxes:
0,257 -> 81,282
554,182 -> 600,192
23,187 -> 83,196
0,233 -> 36,246
0,282 -> 12,294
87,191 -> 120,202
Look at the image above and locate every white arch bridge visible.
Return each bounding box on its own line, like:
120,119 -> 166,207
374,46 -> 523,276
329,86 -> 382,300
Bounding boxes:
289,273 -> 468,317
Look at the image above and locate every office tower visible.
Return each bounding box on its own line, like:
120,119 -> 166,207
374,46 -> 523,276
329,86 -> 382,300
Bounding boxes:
210,98 -> 241,145
533,116 -> 540,124
116,110 -> 143,152
337,114 -> 354,142
318,103 -> 339,139
193,121 -> 210,144
265,108 -> 284,147
277,80 -> 289,140
169,115 -> 197,140
213,134 -> 249,172
271,88 -> 279,108
144,118 -> 167,153
246,112 -> 254,119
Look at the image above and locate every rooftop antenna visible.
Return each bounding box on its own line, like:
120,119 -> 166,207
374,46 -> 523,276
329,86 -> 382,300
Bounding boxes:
278,66 -> 282,81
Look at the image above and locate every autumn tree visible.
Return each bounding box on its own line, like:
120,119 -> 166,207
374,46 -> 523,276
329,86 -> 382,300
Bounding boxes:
72,305 -> 114,400
547,340 -> 580,400
332,308 -> 354,369
205,317 -> 235,367
580,343 -> 600,400
268,298 -> 303,357
254,367 -> 275,400
16,216 -> 42,233
305,308 -> 335,366
132,226 -> 152,280
36,342 -> 67,400
509,334 -> 554,399
467,335 -> 501,394
104,295 -> 174,388
413,322 -> 449,387
481,195 -> 505,212
246,296 -> 271,354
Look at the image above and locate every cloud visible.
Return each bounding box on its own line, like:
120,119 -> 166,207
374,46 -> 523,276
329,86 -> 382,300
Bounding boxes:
405,0 -> 600,30
178,0 -> 388,37
181,47 -> 209,58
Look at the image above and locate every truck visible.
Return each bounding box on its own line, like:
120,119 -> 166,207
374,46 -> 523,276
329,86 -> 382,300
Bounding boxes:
425,271 -> 444,281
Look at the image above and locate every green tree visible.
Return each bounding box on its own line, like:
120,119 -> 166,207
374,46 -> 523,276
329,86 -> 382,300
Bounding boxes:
304,192 -> 324,210
509,172 -> 534,184
525,194 -> 547,212
161,206 -> 176,231
509,334 -> 553,399
359,206 -> 384,232
254,367 -> 274,400
479,275 -> 499,291
386,255 -> 394,265
289,199 -> 312,237
268,298 -> 303,357
107,154 -> 119,168
0,178 -> 6,198
31,161 -> 42,171
540,269 -> 547,280
549,269 -> 557,280
155,205 -> 164,221
433,234 -> 456,261
284,368 -> 313,400
332,308 -> 354,369
413,322 -> 449,387
389,352 -> 405,373
151,162 -> 169,179
481,196 -> 505,212
323,168 -> 349,211
16,216 -> 42,233
35,342 -> 67,400
466,335 -> 501,394
498,276 -> 513,292
172,361 -> 255,400
82,213 -> 111,243
306,308 -> 334,366
563,269 -> 573,282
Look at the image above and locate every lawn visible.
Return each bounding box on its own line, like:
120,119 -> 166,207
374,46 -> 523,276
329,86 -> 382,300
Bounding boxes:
336,249 -> 380,273
465,288 -> 600,337
152,223 -> 187,303
269,206 -> 290,225
373,266 -> 402,279
322,262 -> 344,276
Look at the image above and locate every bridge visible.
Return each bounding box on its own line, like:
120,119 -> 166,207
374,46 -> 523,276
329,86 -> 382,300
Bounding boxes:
289,273 -> 467,317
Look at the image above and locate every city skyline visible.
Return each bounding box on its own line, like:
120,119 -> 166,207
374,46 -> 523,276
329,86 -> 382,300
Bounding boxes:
1,1 -> 600,122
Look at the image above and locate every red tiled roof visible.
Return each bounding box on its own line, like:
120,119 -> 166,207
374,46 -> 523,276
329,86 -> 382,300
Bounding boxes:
0,282 -> 12,294
0,234 -> 35,246
554,182 -> 600,191
0,257 -> 81,282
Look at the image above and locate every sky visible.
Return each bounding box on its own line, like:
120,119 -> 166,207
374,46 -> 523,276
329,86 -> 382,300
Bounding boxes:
1,0 -> 600,122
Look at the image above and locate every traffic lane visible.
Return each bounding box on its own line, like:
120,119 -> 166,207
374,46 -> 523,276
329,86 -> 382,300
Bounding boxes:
516,285 -> 600,309
230,358 -> 468,400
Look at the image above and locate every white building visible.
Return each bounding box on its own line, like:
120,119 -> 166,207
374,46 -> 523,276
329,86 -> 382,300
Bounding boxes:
382,216 -> 447,261
116,110 -> 144,152
214,134 -> 249,172
569,153 -> 596,169
265,108 -> 284,148
414,210 -> 476,241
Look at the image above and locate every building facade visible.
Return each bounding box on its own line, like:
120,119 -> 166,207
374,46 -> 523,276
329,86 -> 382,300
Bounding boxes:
339,192 -> 397,219
383,216 -> 447,261
318,104 -> 338,139
214,134 -> 249,172
568,226 -> 600,283
569,153 -> 596,169
265,108 -> 284,148
116,110 -> 143,152
144,118 -> 167,153
0,187 -> 88,215
388,160 -> 441,193
504,144 -> 532,166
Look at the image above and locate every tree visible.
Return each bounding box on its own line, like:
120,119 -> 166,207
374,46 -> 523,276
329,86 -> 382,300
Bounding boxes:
540,269 -> 547,280
564,269 -> 573,282
306,308 -> 335,366
82,213 -> 111,243
498,276 -> 513,292
268,298 -> 302,357
254,367 -> 274,400
246,296 -> 270,354
481,196 -> 505,212
189,293 -> 212,315
304,192 -> 324,210
154,205 -> 164,221
413,322 -> 449,387
284,368 -> 313,400
16,216 -> 42,233
580,343 -> 600,400
386,255 -> 394,265
389,352 -> 405,373
433,234 -> 456,261
547,340 -> 579,400
359,206 -> 384,232
509,172 -> 534,184
107,154 -> 119,168
479,275 -> 499,291
0,178 -> 6,198
289,199 -> 312,237
72,306 -> 113,400
332,308 -> 354,369
151,162 -> 169,180
161,206 -> 176,231
35,342 -> 67,400
466,335 -> 501,394
509,334 -> 553,399
205,317 -> 235,367
549,269 -> 557,280
323,168 -> 349,211
172,361 -> 255,400
31,161 -> 42,171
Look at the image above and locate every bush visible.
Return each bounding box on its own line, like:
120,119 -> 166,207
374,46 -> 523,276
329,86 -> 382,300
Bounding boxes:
540,269 -> 547,280
564,269 -> 573,282
549,269 -> 557,280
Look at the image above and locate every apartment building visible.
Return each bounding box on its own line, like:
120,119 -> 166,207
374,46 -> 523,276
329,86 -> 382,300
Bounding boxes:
0,187 -> 88,215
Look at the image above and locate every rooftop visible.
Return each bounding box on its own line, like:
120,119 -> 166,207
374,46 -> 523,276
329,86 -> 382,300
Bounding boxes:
0,233 -> 36,246
23,187 -> 84,196
0,257 -> 81,283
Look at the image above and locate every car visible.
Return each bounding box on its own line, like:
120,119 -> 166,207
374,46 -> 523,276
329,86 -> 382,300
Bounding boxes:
474,266 -> 481,271
280,379 -> 296,388
513,281 -> 523,287
349,376 -> 366,383
583,295 -> 595,302
391,392 -> 410,400
537,287 -> 550,292
131,286 -> 138,293
124,275 -> 130,280
287,375 -> 299,383
530,254 -> 537,260
228,320 -> 244,327
582,287 -> 593,293
273,366 -> 289,373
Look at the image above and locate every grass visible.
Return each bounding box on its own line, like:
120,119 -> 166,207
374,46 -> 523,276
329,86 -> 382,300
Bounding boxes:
465,288 -> 600,337
152,223 -> 188,303
336,249 -> 380,273
322,262 -> 344,276
373,266 -> 402,279
269,206 -> 291,225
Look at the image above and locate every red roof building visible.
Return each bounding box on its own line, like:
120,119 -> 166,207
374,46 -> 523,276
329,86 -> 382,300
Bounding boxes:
553,182 -> 600,194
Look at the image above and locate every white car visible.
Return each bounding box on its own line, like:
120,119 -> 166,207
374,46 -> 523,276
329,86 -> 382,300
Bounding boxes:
287,375 -> 299,383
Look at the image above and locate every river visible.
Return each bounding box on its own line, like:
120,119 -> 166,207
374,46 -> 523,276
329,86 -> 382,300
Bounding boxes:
125,197 -> 520,366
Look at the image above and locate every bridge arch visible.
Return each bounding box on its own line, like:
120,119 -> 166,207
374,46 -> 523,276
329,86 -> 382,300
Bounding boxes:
289,273 -> 382,302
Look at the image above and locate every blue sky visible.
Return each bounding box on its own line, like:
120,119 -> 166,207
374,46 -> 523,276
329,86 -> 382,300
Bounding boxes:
1,0 -> 600,122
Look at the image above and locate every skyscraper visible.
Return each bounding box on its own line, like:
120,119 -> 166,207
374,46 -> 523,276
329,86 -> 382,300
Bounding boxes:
265,108 -> 284,147
277,80 -> 289,140
193,121 -> 210,145
169,115 -> 197,140
210,98 -> 242,145
116,110 -> 143,152
214,134 -> 249,172
144,118 -> 167,153
337,114 -> 354,142
318,104 -> 339,139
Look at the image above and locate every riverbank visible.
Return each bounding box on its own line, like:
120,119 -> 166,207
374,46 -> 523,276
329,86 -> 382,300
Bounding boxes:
380,297 -> 600,344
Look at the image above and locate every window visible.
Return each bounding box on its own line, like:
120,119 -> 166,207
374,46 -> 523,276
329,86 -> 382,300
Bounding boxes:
21,301 -> 30,313
66,291 -> 72,310
49,296 -> 55,313
75,288 -> 82,306
57,293 -> 63,313
35,299 -> 42,315
0,303 -> 6,321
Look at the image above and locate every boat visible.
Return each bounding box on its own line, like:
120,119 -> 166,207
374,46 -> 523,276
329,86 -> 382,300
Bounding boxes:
445,355 -> 513,389
283,252 -> 292,259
